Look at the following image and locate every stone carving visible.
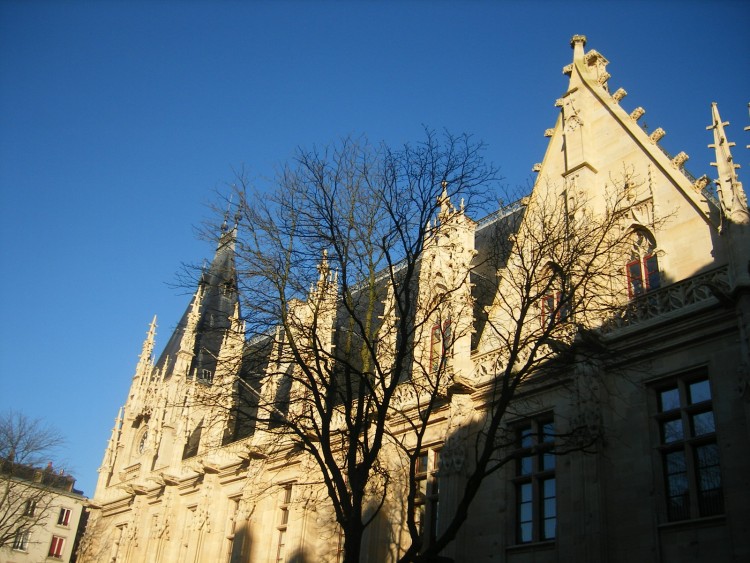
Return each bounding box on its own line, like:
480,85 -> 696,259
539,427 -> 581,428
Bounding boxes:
649,128 -> 666,143
565,115 -> 583,133
153,490 -> 172,540
627,199 -> 654,228
630,107 -> 645,121
194,481 -> 213,532
693,175 -> 710,193
124,513 -> 139,547
671,151 -> 689,169
601,266 -> 730,333
583,50 -> 609,87
570,34 -> 587,47
612,87 -> 627,102
440,395 -> 474,476
544,128 -> 555,138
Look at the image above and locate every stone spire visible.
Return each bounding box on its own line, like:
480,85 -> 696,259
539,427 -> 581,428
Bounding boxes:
173,285 -> 205,378
708,102 -> 749,225
153,221 -> 240,382
134,315 -> 157,383
94,406 -> 123,496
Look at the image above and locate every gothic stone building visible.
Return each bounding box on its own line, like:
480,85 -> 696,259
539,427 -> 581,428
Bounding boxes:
81,37 -> 750,562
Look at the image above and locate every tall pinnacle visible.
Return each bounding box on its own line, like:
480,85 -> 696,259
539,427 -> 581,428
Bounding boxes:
137,316 -> 157,368
708,102 -> 749,224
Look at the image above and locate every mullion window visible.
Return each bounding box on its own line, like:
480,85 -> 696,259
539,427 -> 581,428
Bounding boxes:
12,530 -> 30,551
276,484 -> 293,563
626,230 -> 660,298
514,417 -> 555,544
656,375 -> 723,521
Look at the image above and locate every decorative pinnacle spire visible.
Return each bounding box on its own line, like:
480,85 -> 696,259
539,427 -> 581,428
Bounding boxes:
317,249 -> 329,280
140,315 -> 157,362
134,315 -> 157,382
439,180 -> 454,216
707,102 -> 748,222
177,285 -> 205,363
221,194 -> 236,233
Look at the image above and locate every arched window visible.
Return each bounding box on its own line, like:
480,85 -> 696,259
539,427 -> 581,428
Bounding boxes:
626,229 -> 660,298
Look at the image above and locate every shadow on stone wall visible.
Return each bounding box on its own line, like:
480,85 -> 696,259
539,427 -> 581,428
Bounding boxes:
229,518 -> 254,563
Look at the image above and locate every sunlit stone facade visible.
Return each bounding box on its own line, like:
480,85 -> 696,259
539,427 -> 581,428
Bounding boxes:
80,37 -> 750,563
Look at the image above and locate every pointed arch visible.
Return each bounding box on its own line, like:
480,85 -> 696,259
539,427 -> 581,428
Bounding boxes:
625,227 -> 660,298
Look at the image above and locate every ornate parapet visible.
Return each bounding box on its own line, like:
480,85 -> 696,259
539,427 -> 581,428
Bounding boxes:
601,266 -> 730,334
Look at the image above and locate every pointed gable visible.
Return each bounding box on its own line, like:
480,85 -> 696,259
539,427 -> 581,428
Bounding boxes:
531,35 -> 725,283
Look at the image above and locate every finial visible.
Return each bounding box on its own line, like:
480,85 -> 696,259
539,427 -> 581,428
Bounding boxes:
221,194 -> 236,233
438,180 -> 454,217
570,35 -> 587,48
570,34 -> 587,65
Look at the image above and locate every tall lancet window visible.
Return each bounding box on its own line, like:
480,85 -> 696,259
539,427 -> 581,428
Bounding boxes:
430,317 -> 451,373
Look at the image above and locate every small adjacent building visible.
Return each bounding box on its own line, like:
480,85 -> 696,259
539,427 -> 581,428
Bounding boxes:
1,463 -> 87,563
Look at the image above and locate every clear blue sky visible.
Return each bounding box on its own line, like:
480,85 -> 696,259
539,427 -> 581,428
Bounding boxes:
1,1 -> 747,497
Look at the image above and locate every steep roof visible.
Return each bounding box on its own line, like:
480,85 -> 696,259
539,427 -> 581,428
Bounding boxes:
155,226 -> 240,381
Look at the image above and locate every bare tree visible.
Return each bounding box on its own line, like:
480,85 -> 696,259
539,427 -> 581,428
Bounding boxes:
0,410 -> 66,550
194,133 -> 643,562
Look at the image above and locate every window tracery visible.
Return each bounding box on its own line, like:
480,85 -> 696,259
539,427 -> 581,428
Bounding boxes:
626,229 -> 660,298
